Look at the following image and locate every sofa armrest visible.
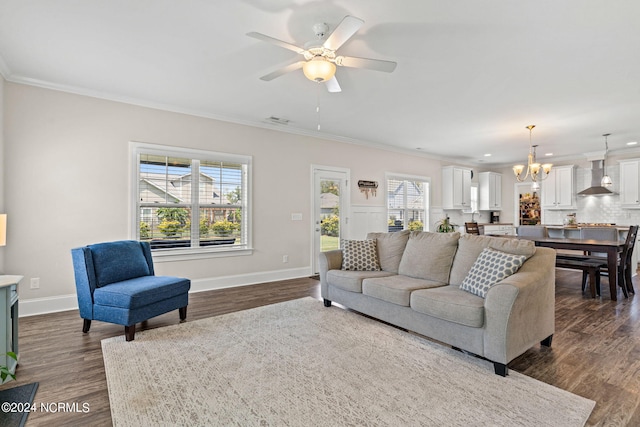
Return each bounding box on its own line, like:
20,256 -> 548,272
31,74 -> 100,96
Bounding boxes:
318,249 -> 343,299
482,247 -> 556,364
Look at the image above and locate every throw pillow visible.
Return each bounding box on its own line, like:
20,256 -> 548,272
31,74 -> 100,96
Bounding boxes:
459,247 -> 527,298
366,230 -> 410,273
341,239 -> 381,271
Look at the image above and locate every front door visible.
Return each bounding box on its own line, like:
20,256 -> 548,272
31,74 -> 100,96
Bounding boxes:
312,166 -> 349,274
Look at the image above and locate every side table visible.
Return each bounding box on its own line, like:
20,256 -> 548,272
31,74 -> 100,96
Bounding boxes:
0,275 -> 22,383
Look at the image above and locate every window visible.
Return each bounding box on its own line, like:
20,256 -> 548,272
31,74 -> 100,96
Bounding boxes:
386,174 -> 430,232
132,143 -> 251,257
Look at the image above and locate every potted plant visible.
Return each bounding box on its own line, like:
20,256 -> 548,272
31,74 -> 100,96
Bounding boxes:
1,351 -> 18,384
435,216 -> 457,233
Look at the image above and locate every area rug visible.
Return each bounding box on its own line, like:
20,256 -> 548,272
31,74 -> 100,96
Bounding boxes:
0,382 -> 39,427
102,297 -> 595,426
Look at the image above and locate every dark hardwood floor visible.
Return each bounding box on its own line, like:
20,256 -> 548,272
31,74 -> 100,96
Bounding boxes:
2,271 -> 639,426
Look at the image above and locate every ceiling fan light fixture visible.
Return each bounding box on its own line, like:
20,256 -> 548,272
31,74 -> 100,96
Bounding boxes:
302,57 -> 336,82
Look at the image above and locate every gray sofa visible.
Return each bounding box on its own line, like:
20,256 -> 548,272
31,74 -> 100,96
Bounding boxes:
319,230 -> 556,376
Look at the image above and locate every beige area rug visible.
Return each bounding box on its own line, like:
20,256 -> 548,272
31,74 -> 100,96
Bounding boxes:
102,297 -> 595,426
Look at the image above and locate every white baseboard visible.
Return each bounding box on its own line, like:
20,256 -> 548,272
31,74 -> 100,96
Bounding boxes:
18,266 -> 314,317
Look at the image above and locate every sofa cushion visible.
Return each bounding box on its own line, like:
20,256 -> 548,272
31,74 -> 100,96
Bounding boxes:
366,230 -> 410,273
410,285 -> 485,328
327,270 -> 396,293
398,231 -> 460,283
341,239 -> 381,271
93,275 -> 191,309
363,275 -> 446,306
459,247 -> 527,298
89,240 -> 151,287
449,235 -> 536,286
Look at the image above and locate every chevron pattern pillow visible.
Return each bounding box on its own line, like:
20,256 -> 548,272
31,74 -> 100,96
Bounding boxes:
341,239 -> 381,271
460,247 -> 527,298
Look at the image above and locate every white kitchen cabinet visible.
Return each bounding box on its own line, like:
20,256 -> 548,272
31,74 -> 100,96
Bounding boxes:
541,165 -> 575,209
478,172 -> 502,210
619,159 -> 640,208
481,224 -> 515,236
442,166 -> 472,209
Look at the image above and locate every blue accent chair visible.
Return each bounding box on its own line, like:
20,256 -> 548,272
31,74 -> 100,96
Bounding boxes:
71,240 -> 190,341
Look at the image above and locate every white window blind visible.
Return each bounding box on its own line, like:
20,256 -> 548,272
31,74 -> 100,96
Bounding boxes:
133,143 -> 251,256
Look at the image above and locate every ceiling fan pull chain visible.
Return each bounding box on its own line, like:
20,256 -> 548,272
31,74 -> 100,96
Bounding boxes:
316,81 -> 321,131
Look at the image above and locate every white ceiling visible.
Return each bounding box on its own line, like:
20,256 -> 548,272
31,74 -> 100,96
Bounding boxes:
1,0 -> 639,166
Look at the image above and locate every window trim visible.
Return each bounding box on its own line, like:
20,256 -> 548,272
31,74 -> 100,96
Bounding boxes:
385,172 -> 431,232
130,141 -> 253,261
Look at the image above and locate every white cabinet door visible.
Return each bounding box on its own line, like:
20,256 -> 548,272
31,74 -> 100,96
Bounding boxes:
541,165 -> 575,209
494,174 -> 502,209
620,160 -> 640,208
541,170 -> 558,208
555,166 -> 574,208
479,172 -> 502,210
442,166 -> 471,209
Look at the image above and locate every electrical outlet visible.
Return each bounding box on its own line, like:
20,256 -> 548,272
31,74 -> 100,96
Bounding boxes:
30,278 -> 40,289
283,255 -> 289,263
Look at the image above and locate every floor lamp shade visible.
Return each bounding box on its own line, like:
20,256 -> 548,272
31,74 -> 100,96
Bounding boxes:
0,214 -> 6,246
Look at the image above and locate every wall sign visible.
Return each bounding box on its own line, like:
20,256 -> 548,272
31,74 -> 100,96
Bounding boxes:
358,180 -> 378,199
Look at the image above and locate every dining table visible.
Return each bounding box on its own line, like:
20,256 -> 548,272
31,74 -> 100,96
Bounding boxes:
519,236 -> 627,300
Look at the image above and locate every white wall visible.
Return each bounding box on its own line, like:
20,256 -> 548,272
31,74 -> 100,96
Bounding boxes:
4,82 -> 446,313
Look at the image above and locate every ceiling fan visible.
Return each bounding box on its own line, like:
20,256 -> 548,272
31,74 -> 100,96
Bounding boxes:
247,15 -> 397,93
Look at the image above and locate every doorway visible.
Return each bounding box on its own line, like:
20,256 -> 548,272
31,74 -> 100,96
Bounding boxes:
312,166 -> 350,274
514,183 -> 542,226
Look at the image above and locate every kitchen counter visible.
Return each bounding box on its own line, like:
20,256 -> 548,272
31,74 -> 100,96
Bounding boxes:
478,223 -> 516,236
544,224 -> 629,231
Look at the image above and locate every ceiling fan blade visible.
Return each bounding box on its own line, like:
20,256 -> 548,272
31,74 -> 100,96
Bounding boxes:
259,61 -> 305,81
323,15 -> 364,51
246,32 -> 305,54
337,56 -> 397,73
325,76 -> 342,93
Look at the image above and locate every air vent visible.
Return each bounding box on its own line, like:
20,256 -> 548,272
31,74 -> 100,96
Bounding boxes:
264,116 -> 290,125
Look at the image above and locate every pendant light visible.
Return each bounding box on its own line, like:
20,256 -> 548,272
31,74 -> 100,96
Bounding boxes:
601,133 -> 612,187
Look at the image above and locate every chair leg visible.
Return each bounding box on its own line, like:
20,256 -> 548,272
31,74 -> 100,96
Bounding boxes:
82,319 -> 91,333
624,263 -> 635,294
125,325 -> 135,341
581,271 -> 588,292
179,306 -> 187,321
587,267 -> 597,298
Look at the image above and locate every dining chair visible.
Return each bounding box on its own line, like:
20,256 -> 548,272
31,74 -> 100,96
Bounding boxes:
516,225 -> 548,238
464,222 -> 480,235
581,225 -> 638,296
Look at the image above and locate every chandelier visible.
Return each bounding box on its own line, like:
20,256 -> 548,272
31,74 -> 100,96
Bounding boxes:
513,125 -> 553,190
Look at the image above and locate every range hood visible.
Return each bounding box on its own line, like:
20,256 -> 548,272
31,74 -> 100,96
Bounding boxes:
577,160 -> 615,196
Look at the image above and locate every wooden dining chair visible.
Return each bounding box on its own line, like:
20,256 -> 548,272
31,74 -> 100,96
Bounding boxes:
464,222 -> 480,235
621,225 -> 639,294
580,225 -> 638,296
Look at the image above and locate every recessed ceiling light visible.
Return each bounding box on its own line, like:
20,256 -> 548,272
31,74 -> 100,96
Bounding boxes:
627,141 -> 638,146
483,153 -> 491,157
545,153 -> 553,156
